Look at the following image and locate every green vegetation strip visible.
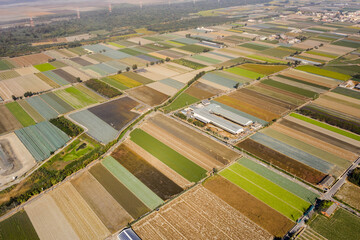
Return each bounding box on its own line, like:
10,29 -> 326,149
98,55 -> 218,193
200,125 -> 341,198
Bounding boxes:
296,65 -> 351,81
102,156 -> 163,209
290,113 -> 360,141
246,54 -> 287,64
226,67 -> 264,79
163,93 -> 199,112
130,129 -> 206,182
172,59 -> 206,70
220,164 -> 306,221
6,102 -> 35,127
262,79 -> 317,98
34,63 -> 56,72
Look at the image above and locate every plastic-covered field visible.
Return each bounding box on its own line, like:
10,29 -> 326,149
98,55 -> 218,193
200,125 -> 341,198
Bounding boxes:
202,73 -> 239,89
103,61 -> 129,71
43,70 -> 69,86
82,44 -> 113,53
40,92 -> 74,115
15,121 -> 70,162
159,78 -> 184,90
26,96 -> 58,120
69,110 -> 118,144
82,64 -> 118,77
102,50 -> 131,59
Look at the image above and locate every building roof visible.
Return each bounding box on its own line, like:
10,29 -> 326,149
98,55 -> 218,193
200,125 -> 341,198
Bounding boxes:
118,228 -> 141,240
206,104 -> 253,126
324,203 -> 337,216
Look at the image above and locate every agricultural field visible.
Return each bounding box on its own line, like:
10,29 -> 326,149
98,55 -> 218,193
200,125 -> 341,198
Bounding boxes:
296,65 -> 351,81
0,211 -> 39,240
5,102 -> 35,127
55,87 -> 98,109
26,96 -> 59,120
163,93 -> 199,112
0,105 -> 22,134
130,128 -> 207,182
108,74 -> 142,88
179,44 -> 211,53
335,182 -> 360,211
85,79 -> 121,98
33,63 -> 56,72
133,185 -> 272,240
0,59 -> 15,71
127,86 -> 169,106
309,208 -> 360,240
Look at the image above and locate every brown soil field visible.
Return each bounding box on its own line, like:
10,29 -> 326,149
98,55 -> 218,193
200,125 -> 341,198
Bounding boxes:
15,66 -> 39,76
231,89 -> 290,115
89,97 -> 140,131
314,97 -> 360,118
194,81 -> 223,95
237,139 -> 326,184
258,83 -> 308,101
282,118 -> 360,154
111,144 -> 183,200
240,88 -> 296,109
25,194 -> 80,240
124,140 -> 190,189
282,69 -> 337,88
51,182 -> 110,240
62,66 -> 91,81
127,86 -> 169,106
216,95 -> 280,122
138,70 -> 167,81
204,175 -> 294,237
0,133 -> 36,186
335,182 -> 360,211
185,84 -> 216,99
52,69 -> 78,83
198,78 -> 231,91
293,40 -> 323,50
133,185 -> 272,240
89,163 -> 149,219
149,114 -> 239,164
9,53 -> 52,67
272,123 -> 358,161
147,82 -> 178,96
0,105 -> 22,134
326,92 -> 360,106
71,171 -> 133,233
70,57 -> 93,66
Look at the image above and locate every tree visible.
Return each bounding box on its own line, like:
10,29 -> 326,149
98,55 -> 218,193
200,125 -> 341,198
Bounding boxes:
235,82 -> 240,89
12,95 -> 17,101
76,77 -> 82,82
132,64 -> 138,70
117,70 -> 122,74
126,67 -> 130,72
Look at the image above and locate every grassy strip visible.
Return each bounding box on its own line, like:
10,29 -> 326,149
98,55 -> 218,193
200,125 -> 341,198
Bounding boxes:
290,113 -> 360,141
130,129 -> 207,182
6,102 -> 36,127
262,79 -> 317,98
296,65 -> 351,81
246,54 -> 288,64
172,58 -> 206,70
226,66 -> 264,79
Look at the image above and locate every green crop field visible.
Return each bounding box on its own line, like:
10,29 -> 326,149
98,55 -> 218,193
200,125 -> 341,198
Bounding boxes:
102,156 -> 163,209
262,79 -> 317,98
332,40 -> 360,48
247,54 -> 287,64
0,211 -> 39,240
191,55 -> 221,64
296,65 -> 351,81
239,43 -> 271,51
332,87 -> 360,100
226,67 -> 264,79
306,51 -> 338,59
108,74 -> 142,88
220,163 -> 308,221
290,113 -> 360,141
0,59 -> 14,71
34,63 -> 56,72
119,48 -> 143,56
6,102 -> 36,127
163,93 -> 199,112
130,129 -> 207,182
108,42 -> 125,48
239,64 -> 288,75
101,77 -> 129,90
55,87 -> 98,109
179,44 -> 211,53
172,59 -> 206,69
310,208 -> 360,240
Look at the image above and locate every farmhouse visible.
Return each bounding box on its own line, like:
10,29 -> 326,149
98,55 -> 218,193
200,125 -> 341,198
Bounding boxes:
191,104 -> 253,134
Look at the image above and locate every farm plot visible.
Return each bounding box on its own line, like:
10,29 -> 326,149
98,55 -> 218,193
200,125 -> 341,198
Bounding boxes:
0,59 -> 14,71
34,72 -> 59,88
220,163 -> 310,221
147,82 -> 178,96
159,78 -> 184,90
237,138 -> 326,185
0,105 -> 22,134
137,69 -> 167,81
130,129 -> 207,182
262,79 -> 317,98
179,44 -> 211,53
163,93 -> 199,112
172,58 -> 206,70
246,54 -> 287,64
55,87 -> 98,109
25,194 -> 79,240
50,182 -> 110,239
16,66 -> 39,76
204,175 -> 294,237
33,63 -> 56,72
69,110 -> 118,144
332,87 -> 360,100
15,121 -> 70,162
9,53 -> 51,67
202,72 -> 240,88
225,66 -> 264,79
144,114 -> 239,168
279,70 -> 336,89
145,65 -> 180,78
69,57 -> 92,66
122,72 -> 153,84
335,182 -> 360,211
26,96 -> 58,120
43,70 -> 69,86
71,171 -> 133,233
239,63 -> 288,75
0,133 -> 36,186
74,84 -> 106,102
108,74 -> 142,88
18,100 -> 45,123
104,60 -> 129,72
239,42 -> 272,51
52,69 -> 78,83
133,185 -> 272,240
62,66 -> 91,81
40,92 -> 74,115
89,163 -> 150,218
313,96 -> 360,119
6,102 -> 35,127
0,70 -> 20,80
88,97 -> 139,131
309,208 -> 360,240
111,143 -> 183,201
127,86 -> 169,106
82,63 -> 118,76
215,95 -> 279,122
102,156 -> 164,209
296,65 -> 351,81
0,211 -> 39,240
191,54 -> 222,64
